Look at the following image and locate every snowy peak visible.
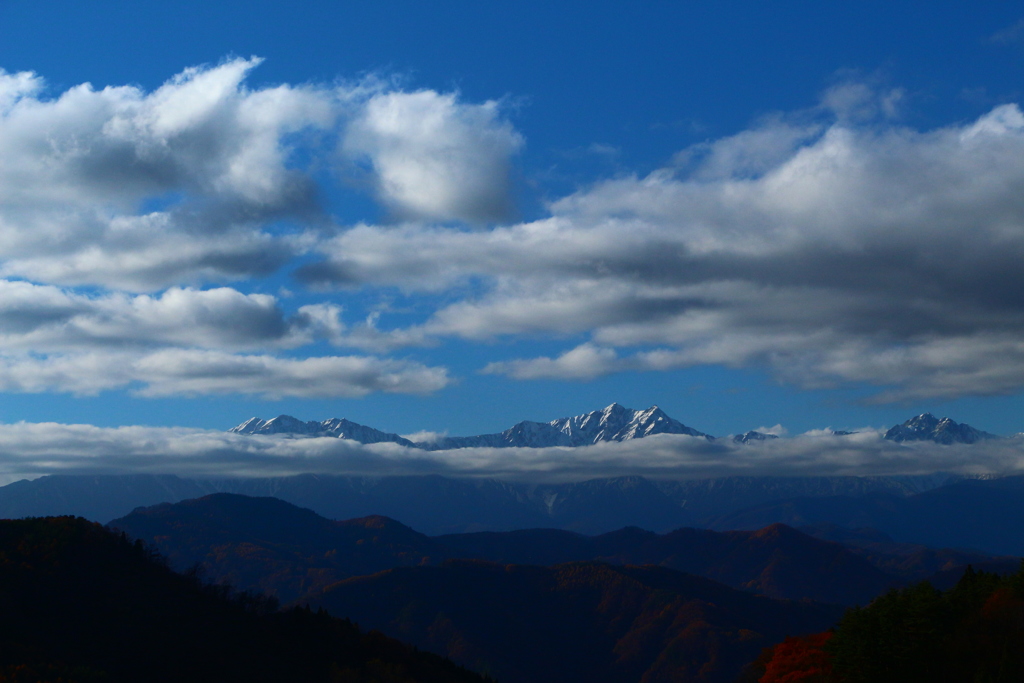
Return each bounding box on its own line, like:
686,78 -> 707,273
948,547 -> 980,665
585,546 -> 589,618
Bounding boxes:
548,403 -> 711,445
733,431 -> 779,444
230,415 -> 321,436
230,403 -> 712,450
883,413 -> 999,445
229,415 -> 417,448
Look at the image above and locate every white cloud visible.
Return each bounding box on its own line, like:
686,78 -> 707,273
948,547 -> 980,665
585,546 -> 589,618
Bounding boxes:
305,97 -> 1024,400
0,58 -> 333,290
0,424 -> 1021,485
755,424 -> 787,436
0,59 -> 534,400
0,59 -> 522,290
483,343 -> 620,380
400,430 -> 449,445
7,61 -> 1024,405
0,278 -> 455,400
343,90 -> 522,222
0,281 -> 294,349
0,349 -> 450,398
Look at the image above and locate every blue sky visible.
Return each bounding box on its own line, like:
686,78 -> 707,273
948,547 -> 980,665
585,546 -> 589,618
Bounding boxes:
0,1 -> 1023,442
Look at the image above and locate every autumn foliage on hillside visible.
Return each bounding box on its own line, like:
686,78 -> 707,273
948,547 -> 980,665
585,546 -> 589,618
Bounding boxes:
749,563 -> 1024,683
757,632 -> 834,682
308,558 -> 841,683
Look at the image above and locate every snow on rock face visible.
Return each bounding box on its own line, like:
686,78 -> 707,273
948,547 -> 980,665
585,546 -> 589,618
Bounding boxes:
429,403 -> 712,449
548,403 -> 711,445
229,415 -> 418,447
732,431 -> 780,444
229,403 -> 714,450
883,413 -> 999,445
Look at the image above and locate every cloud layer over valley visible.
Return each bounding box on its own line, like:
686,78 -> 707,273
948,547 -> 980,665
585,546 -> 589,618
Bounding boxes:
0,421 -> 1022,485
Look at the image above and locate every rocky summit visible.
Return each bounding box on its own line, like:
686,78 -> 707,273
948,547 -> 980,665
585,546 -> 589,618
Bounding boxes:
733,430 -> 780,444
230,416 -> 418,447
231,403 -> 714,450
883,413 -> 999,445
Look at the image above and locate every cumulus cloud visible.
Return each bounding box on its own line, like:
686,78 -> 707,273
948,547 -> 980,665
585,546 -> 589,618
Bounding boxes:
0,277 -> 459,398
9,61 -> 1024,405
0,424 -> 1021,485
0,349 -> 449,398
343,90 -> 522,222
0,281 -> 295,349
305,97 -> 1024,400
0,58 -> 332,290
0,59 -> 537,398
483,343 -> 621,380
0,59 -> 522,290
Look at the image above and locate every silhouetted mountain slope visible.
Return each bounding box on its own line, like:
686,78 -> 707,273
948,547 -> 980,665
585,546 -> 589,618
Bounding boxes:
711,475 -> 1024,555
112,494 -> 894,605
305,560 -> 842,683
0,473 -> 556,533
219,474 -> 555,534
111,493 -> 438,601
0,474 -> 216,523
0,516 -> 488,683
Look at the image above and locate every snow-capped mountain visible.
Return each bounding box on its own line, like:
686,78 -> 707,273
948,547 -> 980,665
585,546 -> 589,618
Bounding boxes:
732,431 -> 779,444
431,403 -> 713,450
883,413 -> 999,445
230,403 -> 713,450
552,403 -> 711,443
230,416 -> 418,448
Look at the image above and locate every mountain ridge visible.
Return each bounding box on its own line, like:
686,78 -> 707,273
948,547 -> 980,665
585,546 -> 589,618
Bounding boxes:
305,559 -> 844,683
231,405 -> 1006,449
883,413 -> 999,444
232,402 -> 714,449
0,472 -> 972,535
109,492 -> 896,605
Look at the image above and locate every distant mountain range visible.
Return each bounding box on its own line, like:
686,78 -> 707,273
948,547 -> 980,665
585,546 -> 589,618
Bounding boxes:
883,412 -> 999,444
10,470 -> 1024,554
0,472 -> 964,535
109,493 -> 1020,683
108,493 -> 896,606
232,402 -> 713,449
109,494 -> 848,683
231,404 -> 1005,449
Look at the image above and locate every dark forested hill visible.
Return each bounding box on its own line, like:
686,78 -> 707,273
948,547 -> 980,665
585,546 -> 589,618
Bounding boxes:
304,560 -> 843,683
438,522 -> 895,605
109,493 -> 438,601
0,516 -> 489,683
747,564 -> 1024,683
111,493 -> 895,604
